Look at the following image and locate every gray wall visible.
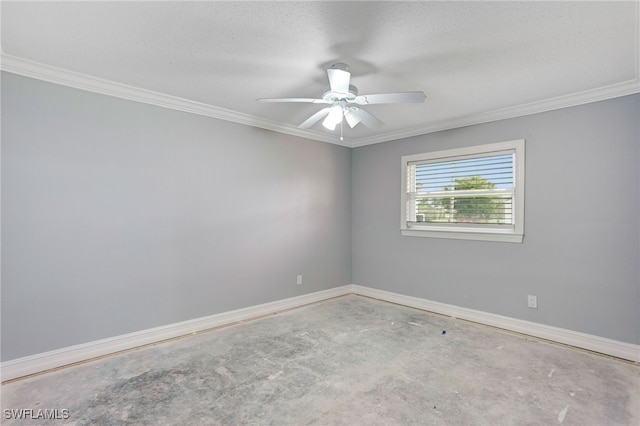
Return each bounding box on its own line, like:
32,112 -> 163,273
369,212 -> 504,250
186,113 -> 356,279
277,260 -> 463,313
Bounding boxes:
1,73 -> 352,361
2,72 -> 638,362
352,94 -> 640,345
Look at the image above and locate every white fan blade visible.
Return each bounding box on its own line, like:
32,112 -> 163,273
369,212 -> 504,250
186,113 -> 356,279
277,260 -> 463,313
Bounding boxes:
353,108 -> 384,128
344,109 -> 361,128
354,91 -> 426,105
298,108 -> 331,129
257,98 -> 328,103
327,68 -> 351,94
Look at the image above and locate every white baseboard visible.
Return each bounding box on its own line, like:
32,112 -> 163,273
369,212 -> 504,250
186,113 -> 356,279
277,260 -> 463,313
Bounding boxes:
1,286 -> 352,382
3,284 -> 637,382
349,284 -> 640,363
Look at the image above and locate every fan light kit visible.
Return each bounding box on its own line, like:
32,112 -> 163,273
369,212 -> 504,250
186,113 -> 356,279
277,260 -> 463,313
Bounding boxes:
258,63 -> 426,140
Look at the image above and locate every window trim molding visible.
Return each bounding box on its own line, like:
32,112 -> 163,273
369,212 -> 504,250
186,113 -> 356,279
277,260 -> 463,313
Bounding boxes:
400,139 -> 525,243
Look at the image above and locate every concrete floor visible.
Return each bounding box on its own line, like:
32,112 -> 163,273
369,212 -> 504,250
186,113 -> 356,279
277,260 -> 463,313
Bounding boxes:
2,295 -> 639,425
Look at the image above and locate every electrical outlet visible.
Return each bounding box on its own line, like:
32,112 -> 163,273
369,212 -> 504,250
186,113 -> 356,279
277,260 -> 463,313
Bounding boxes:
296,275 -> 303,285
527,295 -> 538,309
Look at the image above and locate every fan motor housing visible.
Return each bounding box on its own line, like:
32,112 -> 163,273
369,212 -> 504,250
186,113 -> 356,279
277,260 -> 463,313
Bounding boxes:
322,84 -> 358,103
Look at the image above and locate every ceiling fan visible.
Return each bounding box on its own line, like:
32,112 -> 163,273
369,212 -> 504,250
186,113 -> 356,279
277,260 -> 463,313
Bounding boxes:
257,63 -> 426,139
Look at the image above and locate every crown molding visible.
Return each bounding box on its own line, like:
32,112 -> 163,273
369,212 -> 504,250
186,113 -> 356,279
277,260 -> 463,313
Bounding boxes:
2,54 -> 638,149
348,78 -> 640,147
352,0 -> 640,147
0,54 -> 349,147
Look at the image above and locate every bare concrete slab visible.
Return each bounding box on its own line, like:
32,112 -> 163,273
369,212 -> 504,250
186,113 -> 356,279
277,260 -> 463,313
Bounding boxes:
2,295 -> 639,425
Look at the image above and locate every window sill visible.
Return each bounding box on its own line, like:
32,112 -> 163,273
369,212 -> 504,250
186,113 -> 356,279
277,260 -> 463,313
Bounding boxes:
401,227 -> 524,243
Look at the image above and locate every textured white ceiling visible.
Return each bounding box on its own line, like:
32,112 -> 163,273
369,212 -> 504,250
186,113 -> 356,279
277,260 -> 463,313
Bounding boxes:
1,1 -> 638,146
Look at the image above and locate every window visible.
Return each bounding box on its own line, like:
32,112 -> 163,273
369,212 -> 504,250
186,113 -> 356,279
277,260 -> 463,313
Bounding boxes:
401,139 -> 525,243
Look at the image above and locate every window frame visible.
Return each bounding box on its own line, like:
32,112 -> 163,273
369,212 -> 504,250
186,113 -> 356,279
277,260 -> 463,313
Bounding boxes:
400,139 -> 525,243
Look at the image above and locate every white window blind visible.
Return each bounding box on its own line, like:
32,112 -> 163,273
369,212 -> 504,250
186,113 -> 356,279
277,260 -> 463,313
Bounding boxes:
401,140 -> 525,243
407,153 -> 514,225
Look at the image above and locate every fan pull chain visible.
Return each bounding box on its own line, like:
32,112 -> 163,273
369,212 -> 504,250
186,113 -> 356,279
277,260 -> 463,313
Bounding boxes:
340,113 -> 344,141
